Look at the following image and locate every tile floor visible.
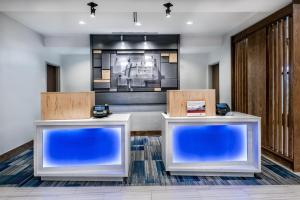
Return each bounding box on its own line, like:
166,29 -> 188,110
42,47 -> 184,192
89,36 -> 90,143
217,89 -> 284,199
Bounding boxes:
1,185 -> 300,200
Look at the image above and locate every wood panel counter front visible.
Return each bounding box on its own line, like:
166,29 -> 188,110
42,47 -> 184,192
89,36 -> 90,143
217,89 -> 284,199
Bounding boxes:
41,92 -> 95,120
167,90 -> 216,117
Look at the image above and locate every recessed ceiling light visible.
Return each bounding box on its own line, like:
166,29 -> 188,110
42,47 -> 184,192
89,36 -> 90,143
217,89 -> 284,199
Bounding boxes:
133,12 -> 142,26
186,21 -> 193,25
79,20 -> 86,25
135,22 -> 142,26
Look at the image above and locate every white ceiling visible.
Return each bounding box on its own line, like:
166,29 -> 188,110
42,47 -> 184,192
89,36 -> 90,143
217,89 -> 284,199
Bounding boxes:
1,0 -> 291,36
4,12 -> 260,36
0,0 -> 292,54
0,0 -> 291,13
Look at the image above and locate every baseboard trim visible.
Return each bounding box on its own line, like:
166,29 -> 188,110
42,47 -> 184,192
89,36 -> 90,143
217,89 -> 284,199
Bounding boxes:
262,148 -> 293,169
131,131 -> 161,136
0,140 -> 33,162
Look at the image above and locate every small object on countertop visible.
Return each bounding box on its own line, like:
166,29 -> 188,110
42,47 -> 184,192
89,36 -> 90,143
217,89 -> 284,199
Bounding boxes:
225,112 -> 234,116
93,104 -> 111,118
216,103 -> 231,116
186,101 -> 206,117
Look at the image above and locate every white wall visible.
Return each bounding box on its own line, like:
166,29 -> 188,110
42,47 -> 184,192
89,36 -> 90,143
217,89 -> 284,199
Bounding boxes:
208,35 -> 232,106
0,13 -> 60,155
180,53 -> 209,89
61,55 -> 90,92
180,35 -> 223,54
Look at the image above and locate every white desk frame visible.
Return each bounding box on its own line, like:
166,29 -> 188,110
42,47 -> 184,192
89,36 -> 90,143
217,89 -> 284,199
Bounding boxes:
34,114 -> 131,181
161,112 -> 261,177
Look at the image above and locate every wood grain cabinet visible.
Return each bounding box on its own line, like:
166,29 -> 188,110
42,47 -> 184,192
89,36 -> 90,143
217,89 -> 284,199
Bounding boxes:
167,90 -> 216,117
41,92 -> 95,120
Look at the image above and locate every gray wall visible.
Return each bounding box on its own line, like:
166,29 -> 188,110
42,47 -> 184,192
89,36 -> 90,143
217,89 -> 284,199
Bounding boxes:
208,35 -> 231,106
61,55 -> 91,92
180,53 -> 209,89
0,13 -> 61,155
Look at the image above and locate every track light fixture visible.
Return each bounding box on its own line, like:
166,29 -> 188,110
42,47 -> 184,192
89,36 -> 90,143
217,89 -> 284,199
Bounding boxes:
163,2 -> 173,18
133,12 -> 142,26
87,2 -> 98,18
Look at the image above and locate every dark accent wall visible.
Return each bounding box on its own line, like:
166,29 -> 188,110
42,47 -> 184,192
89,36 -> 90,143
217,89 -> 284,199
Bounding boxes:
90,34 -> 180,105
95,92 -> 166,105
91,35 -> 179,50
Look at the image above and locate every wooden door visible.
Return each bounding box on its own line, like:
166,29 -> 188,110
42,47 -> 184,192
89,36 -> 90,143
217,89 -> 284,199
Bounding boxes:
210,64 -> 220,103
47,64 -> 60,92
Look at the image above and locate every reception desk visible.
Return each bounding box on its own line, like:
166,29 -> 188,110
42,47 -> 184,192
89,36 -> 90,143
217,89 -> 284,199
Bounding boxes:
161,112 -> 261,177
34,114 -> 131,181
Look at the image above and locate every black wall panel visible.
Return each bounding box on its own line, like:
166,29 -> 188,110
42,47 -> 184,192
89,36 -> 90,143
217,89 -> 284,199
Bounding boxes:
91,34 -> 179,50
161,63 -> 177,79
101,53 -> 111,69
95,92 -> 166,105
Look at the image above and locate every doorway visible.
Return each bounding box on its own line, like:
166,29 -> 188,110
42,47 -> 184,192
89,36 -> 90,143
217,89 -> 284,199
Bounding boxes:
209,63 -> 220,103
46,64 -> 60,92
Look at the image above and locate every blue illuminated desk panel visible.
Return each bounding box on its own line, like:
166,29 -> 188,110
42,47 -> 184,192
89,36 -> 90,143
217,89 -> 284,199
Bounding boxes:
43,127 -> 122,167
34,114 -> 131,181
161,112 -> 261,177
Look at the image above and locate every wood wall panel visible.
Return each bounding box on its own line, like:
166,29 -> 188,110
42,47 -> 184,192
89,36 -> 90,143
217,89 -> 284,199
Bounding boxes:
232,39 -> 248,113
231,3 -> 300,171
247,28 -> 267,147
167,90 -> 216,117
292,4 -> 300,171
41,92 -> 95,120
266,17 -> 292,160
288,16 -> 293,160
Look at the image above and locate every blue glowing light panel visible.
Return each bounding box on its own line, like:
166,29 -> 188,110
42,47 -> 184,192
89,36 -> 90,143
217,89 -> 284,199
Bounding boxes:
172,125 -> 248,163
43,127 -> 122,167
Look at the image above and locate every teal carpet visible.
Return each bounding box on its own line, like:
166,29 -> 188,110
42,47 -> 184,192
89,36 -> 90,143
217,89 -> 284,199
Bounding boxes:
1,136 -> 300,187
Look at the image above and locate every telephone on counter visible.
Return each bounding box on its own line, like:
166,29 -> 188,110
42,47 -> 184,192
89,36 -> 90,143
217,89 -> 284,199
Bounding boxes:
93,104 -> 111,118
216,103 -> 231,116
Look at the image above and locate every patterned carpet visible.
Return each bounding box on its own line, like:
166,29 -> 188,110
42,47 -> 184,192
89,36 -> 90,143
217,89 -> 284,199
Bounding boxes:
1,136 -> 300,187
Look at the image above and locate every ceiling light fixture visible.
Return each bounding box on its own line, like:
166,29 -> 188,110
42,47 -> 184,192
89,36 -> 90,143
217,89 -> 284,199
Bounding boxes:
186,21 -> 193,25
87,2 -> 98,18
133,12 -> 142,26
163,2 -> 173,18
79,20 -> 86,25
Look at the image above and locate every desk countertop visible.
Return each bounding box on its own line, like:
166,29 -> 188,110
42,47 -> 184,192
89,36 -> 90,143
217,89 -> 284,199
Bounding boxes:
35,113 -> 131,125
162,112 -> 260,122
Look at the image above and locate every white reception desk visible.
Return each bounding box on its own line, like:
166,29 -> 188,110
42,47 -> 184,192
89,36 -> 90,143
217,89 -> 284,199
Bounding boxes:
34,114 -> 131,181
161,112 -> 261,177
